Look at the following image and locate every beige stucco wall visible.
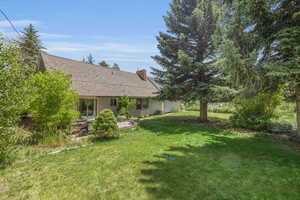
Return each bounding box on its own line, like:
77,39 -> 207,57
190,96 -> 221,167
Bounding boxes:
138,99 -> 181,117
97,97 -> 118,114
79,96 -> 181,118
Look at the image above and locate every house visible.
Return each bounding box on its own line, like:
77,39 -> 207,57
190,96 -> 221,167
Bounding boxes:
40,52 -> 181,118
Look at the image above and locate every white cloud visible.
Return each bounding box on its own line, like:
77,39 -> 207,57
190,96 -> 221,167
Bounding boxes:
0,30 -> 18,38
0,20 -> 40,28
103,56 -> 153,63
39,33 -> 72,39
45,42 -> 158,54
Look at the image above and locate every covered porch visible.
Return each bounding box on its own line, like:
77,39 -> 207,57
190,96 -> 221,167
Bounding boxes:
77,96 -> 158,119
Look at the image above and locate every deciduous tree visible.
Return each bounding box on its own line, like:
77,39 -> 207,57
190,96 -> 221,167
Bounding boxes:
29,70 -> 79,131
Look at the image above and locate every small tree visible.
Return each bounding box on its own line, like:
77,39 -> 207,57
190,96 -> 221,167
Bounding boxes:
117,96 -> 130,118
93,109 -> 118,138
99,60 -> 109,68
111,63 -> 120,71
18,24 -> 44,72
0,38 -> 31,167
29,70 -> 79,131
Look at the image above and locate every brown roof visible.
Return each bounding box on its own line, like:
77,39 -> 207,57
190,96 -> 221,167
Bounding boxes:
41,52 -> 159,97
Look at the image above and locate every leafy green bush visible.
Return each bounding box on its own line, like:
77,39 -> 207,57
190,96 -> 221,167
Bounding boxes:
117,96 -> 132,118
117,97 -> 138,118
0,39 -> 31,167
230,93 -> 282,131
14,127 -> 71,146
37,129 -> 70,147
0,129 -> 16,168
29,70 -> 79,131
278,102 -> 296,113
14,127 -> 33,145
93,109 -> 119,138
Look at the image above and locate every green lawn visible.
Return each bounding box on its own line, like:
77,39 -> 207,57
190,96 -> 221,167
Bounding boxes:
1,112 -> 300,200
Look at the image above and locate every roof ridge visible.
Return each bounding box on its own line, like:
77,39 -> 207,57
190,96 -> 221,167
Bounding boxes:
42,51 -> 139,76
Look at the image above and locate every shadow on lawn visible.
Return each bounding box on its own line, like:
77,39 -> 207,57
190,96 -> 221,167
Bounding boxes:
139,116 -> 300,199
139,114 -> 225,135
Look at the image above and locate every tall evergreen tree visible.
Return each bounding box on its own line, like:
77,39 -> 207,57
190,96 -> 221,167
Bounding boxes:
18,24 -> 44,72
252,0 -> 300,133
217,0 -> 300,133
85,53 -> 95,64
152,0 -> 234,122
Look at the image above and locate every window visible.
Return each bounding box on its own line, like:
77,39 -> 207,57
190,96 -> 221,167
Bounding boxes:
110,98 -> 117,107
136,99 -> 142,110
136,99 -> 149,110
79,99 -> 95,117
143,99 -> 149,109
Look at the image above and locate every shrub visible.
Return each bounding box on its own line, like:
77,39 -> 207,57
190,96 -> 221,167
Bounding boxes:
117,96 -> 130,118
93,109 -> 119,138
29,70 -> 79,131
0,39 -> 31,167
278,102 -> 296,113
37,129 -> 70,147
0,128 -> 16,168
14,127 -> 33,145
230,93 -> 282,131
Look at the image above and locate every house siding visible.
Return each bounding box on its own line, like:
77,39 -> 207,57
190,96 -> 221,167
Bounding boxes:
163,101 -> 181,113
97,97 -> 118,114
79,96 -> 181,118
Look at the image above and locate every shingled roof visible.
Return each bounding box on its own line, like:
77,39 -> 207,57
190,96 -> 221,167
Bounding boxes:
41,52 -> 159,98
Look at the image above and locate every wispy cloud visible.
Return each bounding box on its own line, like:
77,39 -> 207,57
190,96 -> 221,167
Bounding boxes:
45,42 -> 158,54
0,30 -> 17,38
39,33 -> 72,39
0,20 -> 40,28
102,56 -> 153,63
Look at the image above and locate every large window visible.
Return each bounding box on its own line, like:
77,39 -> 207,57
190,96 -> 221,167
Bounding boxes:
79,99 -> 96,117
136,98 -> 149,110
143,99 -> 149,109
110,98 -> 117,107
136,99 -> 142,110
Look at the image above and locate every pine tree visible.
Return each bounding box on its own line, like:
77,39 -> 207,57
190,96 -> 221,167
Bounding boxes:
217,0 -> 300,133
99,60 -> 109,68
152,0 -> 233,122
111,63 -> 120,71
260,0 -> 300,134
18,24 -> 44,72
85,53 -> 95,64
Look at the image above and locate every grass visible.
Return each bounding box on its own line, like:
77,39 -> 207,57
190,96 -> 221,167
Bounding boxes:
1,112 -> 300,200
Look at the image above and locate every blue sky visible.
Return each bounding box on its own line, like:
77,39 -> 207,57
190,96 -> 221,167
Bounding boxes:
0,0 -> 172,72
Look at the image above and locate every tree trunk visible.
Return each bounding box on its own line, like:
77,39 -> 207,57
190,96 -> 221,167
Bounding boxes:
199,101 -> 208,122
296,85 -> 300,135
